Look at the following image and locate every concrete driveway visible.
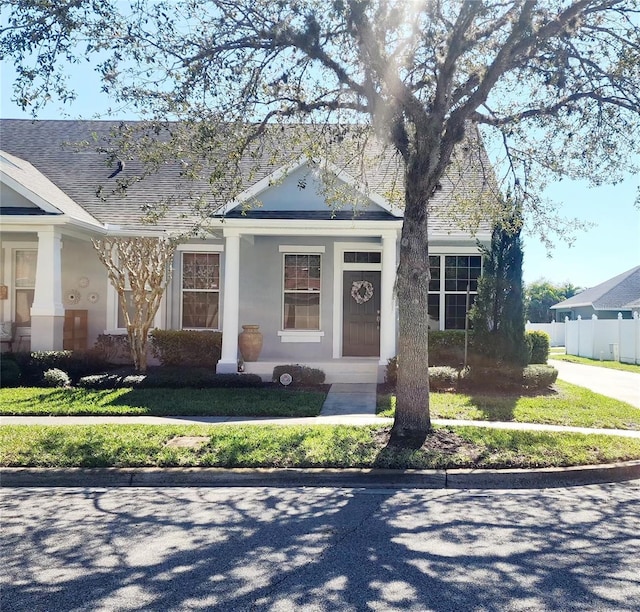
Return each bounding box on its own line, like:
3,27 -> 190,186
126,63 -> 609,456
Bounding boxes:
549,359 -> 640,408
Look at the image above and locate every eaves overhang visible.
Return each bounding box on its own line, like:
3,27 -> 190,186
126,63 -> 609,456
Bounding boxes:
206,216 -> 403,236
0,214 -> 107,235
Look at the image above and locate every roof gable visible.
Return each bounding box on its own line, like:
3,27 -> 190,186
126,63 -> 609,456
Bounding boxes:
551,266 -> 640,311
221,157 -> 403,218
0,150 -> 102,227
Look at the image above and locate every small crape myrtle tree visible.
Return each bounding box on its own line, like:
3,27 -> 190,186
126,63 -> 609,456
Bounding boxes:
93,236 -> 177,373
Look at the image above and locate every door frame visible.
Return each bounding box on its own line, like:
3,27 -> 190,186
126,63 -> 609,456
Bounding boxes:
332,241 -> 382,358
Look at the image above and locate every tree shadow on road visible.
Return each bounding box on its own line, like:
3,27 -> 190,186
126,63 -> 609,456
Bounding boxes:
2,480 -> 640,611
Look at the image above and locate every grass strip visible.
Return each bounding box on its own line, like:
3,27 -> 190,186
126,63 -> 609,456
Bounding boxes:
0,387 -> 325,418
377,381 -> 640,430
2,424 -> 640,470
550,354 -> 640,373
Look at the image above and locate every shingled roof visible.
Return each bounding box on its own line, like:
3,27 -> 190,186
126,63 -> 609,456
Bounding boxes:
0,119 -> 495,234
551,266 -> 640,312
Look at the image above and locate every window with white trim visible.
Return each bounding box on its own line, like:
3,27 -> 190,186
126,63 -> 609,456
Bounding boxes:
283,253 -> 321,330
428,254 -> 481,330
181,252 -> 220,329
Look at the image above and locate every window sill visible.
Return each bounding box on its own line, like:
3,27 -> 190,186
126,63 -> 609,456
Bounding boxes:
278,330 -> 325,343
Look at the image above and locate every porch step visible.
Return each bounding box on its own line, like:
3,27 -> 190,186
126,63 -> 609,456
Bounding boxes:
243,360 -> 380,384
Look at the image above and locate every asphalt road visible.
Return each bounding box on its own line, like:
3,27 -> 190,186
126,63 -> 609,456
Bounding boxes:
2,482 -> 640,611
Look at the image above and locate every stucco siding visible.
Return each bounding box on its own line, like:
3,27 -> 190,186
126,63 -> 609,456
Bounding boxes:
61,237 -> 109,348
238,236 -> 336,361
256,165 -> 387,215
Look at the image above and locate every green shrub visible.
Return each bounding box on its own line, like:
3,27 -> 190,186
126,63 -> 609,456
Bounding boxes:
522,364 -> 558,389
272,365 -> 326,386
92,334 -> 132,364
462,365 -> 523,391
78,367 -> 262,389
386,359 -> 459,391
462,363 -> 558,392
78,373 -> 146,389
0,354 -> 21,387
385,356 -> 398,386
11,350 -> 110,384
150,330 -> 222,368
428,366 -> 458,390
42,368 -> 72,388
385,332 -> 471,385
12,351 -> 73,384
527,330 -> 550,364
428,331 -> 466,366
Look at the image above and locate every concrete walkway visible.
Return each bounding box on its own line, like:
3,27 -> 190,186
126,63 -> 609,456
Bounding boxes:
3,413 -> 640,438
319,383 -> 377,417
549,359 -> 640,408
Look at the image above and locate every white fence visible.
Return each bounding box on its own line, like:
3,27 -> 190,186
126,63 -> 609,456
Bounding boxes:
526,314 -> 640,364
525,321 -> 565,347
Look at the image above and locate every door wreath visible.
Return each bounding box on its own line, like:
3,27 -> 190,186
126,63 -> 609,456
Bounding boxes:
351,280 -> 374,305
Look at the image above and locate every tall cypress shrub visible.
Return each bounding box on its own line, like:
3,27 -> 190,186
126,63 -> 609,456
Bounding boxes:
470,202 -> 528,366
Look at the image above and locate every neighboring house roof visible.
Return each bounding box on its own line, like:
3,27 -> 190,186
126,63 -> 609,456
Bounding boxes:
0,150 -> 103,228
0,119 -> 495,235
551,266 -> 640,312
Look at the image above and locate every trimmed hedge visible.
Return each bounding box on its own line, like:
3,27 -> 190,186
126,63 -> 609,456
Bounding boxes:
272,365 -> 326,386
428,331 -> 467,366
385,357 -> 557,393
92,334 -> 132,364
462,364 -> 558,391
10,351 -> 110,385
385,360 -> 458,390
0,354 -> 21,387
79,367 -> 262,389
150,330 -> 222,368
428,366 -> 459,390
522,364 -> 558,388
526,330 -> 550,364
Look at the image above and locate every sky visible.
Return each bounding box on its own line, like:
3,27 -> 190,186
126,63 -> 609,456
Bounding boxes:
1,61 -> 639,290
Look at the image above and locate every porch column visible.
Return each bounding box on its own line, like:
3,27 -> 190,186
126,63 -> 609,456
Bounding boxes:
217,230 -> 241,374
379,231 -> 398,372
31,228 -> 65,351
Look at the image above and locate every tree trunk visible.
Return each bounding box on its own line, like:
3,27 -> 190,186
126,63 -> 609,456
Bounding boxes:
391,158 -> 433,444
128,326 -> 148,373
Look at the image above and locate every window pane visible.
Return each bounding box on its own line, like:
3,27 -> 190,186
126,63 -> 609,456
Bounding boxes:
182,253 -> 219,290
15,251 -> 37,288
15,289 -> 34,325
117,291 -> 135,329
344,252 -> 381,264
428,293 -> 439,330
445,294 -> 476,330
444,254 -> 482,291
283,294 -> 320,330
284,254 -> 321,291
182,292 -> 219,328
429,256 -> 440,292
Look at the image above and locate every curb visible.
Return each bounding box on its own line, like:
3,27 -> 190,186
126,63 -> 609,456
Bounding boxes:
2,461 -> 640,489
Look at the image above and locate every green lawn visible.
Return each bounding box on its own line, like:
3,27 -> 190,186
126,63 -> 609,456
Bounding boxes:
550,354 -> 640,373
2,423 -> 640,469
0,387 -> 326,418
377,381 -> 640,430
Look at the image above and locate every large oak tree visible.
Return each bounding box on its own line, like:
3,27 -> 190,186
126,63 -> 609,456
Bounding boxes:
3,0 -> 639,441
